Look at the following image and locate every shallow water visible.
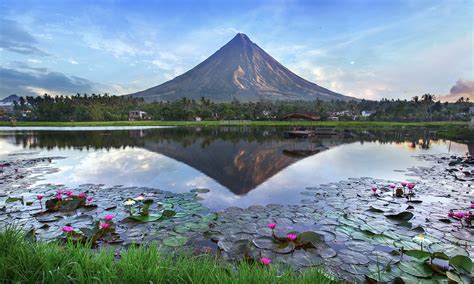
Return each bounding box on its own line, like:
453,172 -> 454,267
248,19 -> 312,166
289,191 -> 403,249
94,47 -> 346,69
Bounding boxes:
0,126 -> 469,210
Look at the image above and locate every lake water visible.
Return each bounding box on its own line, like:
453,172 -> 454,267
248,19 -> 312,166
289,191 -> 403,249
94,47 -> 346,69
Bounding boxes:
0,126 -> 469,210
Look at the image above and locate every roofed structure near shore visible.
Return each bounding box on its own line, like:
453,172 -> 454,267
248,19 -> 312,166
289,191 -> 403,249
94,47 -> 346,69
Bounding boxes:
281,113 -> 321,121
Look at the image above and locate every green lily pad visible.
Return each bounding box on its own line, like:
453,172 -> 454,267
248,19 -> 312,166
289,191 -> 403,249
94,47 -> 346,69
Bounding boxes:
163,235 -> 188,247
366,263 -> 402,282
429,243 -> 469,258
405,250 -> 431,262
252,236 -> 275,249
6,197 -> 23,204
449,255 -> 473,273
161,209 -> 176,218
385,211 -> 414,221
397,261 -> 433,278
272,241 -> 295,254
127,213 -> 163,222
298,231 -> 324,247
446,271 -> 471,284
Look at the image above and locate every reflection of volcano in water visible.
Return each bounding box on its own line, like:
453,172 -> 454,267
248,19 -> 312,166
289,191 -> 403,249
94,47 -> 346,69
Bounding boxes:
6,127 -> 448,195
143,139 -> 327,195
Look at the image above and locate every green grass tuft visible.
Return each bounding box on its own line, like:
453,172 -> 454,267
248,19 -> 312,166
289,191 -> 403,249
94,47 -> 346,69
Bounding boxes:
0,227 -> 336,283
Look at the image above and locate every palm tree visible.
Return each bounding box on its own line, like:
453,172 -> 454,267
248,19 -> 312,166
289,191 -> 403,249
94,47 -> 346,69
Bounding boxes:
421,93 -> 436,121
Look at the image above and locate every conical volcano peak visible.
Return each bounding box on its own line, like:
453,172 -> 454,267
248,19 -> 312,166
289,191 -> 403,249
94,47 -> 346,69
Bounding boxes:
129,34 -> 355,102
228,33 -> 253,46
235,33 -> 250,41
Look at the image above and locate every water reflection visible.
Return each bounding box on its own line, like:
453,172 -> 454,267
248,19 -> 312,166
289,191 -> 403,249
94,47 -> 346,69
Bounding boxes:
0,127 -> 469,209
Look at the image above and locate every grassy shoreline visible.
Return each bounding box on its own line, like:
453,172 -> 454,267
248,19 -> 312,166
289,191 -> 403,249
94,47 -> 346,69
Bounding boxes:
0,228 -> 335,283
0,120 -> 469,128
1,120 -> 472,141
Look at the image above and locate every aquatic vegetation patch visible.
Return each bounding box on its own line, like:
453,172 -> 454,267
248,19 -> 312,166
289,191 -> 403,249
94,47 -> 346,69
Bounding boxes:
0,153 -> 473,282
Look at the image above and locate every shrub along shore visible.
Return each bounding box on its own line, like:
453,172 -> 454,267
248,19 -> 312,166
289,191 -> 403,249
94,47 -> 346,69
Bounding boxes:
0,228 -> 335,284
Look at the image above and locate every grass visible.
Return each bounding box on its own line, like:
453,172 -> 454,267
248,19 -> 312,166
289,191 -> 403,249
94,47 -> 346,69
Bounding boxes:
1,120 -> 472,141
0,228 -> 336,284
0,119 -> 469,128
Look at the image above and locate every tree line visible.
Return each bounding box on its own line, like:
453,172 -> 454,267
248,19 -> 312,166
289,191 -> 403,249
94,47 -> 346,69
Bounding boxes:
6,93 -> 472,122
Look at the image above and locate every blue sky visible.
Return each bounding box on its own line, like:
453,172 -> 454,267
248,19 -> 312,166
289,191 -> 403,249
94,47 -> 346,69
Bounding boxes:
0,0 -> 472,100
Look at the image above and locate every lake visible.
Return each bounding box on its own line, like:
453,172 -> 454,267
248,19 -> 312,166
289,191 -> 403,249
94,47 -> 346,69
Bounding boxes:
0,126 -> 469,210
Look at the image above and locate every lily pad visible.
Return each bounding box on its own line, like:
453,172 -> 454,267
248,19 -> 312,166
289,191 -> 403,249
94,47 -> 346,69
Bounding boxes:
366,263 -> 402,282
449,255 -> 473,273
252,236 -> 275,249
272,241 -> 295,254
404,250 -> 431,262
163,235 -> 188,247
127,213 -> 163,222
429,243 -> 469,258
385,211 -> 414,221
397,261 -> 433,278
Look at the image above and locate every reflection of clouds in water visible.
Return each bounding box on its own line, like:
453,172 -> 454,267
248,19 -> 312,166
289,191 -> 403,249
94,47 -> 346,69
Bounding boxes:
202,141 -> 468,210
3,136 -> 469,210
0,140 -> 23,155
46,147 -> 180,186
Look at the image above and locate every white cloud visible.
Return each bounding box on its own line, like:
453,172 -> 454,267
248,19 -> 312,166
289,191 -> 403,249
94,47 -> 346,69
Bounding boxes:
27,58 -> 42,63
68,59 -> 79,65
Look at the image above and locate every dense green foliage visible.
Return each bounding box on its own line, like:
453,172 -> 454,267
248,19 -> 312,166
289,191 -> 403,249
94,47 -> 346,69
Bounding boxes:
0,228 -> 335,283
8,93 -> 472,122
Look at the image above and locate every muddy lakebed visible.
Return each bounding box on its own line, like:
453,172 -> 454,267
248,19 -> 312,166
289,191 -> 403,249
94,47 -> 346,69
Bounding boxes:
0,126 -> 473,283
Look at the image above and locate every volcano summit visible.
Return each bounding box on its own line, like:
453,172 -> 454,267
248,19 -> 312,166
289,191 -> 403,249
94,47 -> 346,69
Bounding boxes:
129,33 -> 353,102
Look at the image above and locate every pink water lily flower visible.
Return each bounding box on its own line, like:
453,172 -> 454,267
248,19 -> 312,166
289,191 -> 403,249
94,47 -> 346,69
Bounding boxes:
287,234 -> 297,241
56,195 -> 63,200
99,223 -> 110,229
62,226 -> 74,233
267,223 -> 276,230
407,183 -> 415,189
371,187 -> 377,194
260,257 -> 271,266
401,181 -> 408,187
104,215 -> 114,221
450,212 -> 471,219
65,191 -> 73,197
86,197 -> 93,202
78,193 -> 86,198
470,204 -> 474,209
36,195 -> 44,200
389,184 -> 396,189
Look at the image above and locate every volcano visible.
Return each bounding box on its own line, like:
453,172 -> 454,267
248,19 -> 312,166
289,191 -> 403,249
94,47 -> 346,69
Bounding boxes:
129,33 -> 353,102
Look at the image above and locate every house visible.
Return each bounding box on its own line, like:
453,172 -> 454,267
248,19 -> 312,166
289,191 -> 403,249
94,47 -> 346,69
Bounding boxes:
327,116 -> 339,121
361,110 -> 376,117
128,111 -> 149,121
194,116 -> 202,121
281,113 -> 321,121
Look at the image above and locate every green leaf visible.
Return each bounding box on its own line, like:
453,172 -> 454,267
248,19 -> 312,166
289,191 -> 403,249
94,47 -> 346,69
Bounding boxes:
6,197 -> 23,204
127,213 -> 163,222
385,211 -> 414,221
431,252 -> 449,260
404,250 -> 431,261
272,241 -> 295,254
297,231 -> 324,247
397,261 -> 433,278
252,236 -> 275,249
449,255 -> 473,273
446,271 -> 468,284
366,264 -> 402,282
161,209 -> 176,218
163,235 -> 188,247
